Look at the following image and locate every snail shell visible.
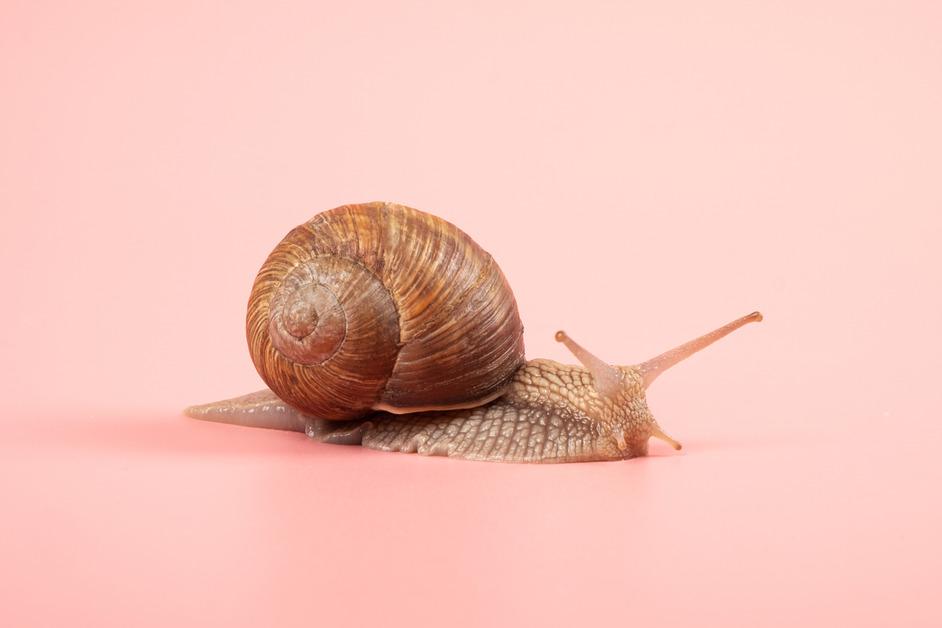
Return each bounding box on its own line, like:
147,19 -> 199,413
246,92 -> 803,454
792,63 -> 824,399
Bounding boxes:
246,201 -> 526,420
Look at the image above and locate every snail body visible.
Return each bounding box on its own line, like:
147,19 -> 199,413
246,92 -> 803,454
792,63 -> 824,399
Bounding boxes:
186,202 -> 761,463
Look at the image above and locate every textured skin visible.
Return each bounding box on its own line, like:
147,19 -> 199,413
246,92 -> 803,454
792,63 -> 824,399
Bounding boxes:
246,202 -> 526,420
186,359 -> 660,463
359,360 -> 654,462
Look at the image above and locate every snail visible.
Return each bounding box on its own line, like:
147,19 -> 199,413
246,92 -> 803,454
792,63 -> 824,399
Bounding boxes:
186,201 -> 762,463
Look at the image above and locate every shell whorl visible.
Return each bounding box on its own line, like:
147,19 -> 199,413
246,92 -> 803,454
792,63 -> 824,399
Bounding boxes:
247,202 -> 526,420
267,262 -> 347,365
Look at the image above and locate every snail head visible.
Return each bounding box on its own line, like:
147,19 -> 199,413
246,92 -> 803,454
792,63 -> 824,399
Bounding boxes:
555,311 -> 763,454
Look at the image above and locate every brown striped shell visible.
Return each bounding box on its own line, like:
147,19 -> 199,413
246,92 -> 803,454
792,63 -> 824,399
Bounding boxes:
246,202 -> 527,420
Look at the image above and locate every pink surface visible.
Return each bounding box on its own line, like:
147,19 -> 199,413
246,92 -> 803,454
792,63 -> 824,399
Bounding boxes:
1,1 -> 940,626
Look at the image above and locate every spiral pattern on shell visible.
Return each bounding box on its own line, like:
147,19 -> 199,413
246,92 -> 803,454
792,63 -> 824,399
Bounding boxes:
247,202 -> 526,420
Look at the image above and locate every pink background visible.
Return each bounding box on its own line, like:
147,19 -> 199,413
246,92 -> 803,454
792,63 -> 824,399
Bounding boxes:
2,1 -> 940,626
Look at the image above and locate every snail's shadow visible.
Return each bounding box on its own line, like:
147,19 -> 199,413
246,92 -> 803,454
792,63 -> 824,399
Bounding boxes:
19,411 -> 789,464
25,412 -> 353,462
